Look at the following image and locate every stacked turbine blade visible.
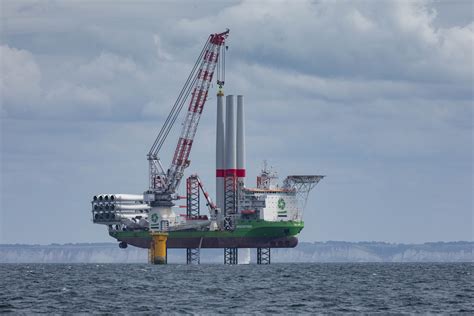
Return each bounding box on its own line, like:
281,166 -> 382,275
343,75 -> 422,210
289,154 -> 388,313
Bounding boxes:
91,194 -> 150,227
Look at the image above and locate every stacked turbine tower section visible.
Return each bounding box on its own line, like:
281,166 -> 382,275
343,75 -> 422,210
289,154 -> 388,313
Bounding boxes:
220,94 -> 246,263
220,94 -> 246,220
90,30 -> 325,265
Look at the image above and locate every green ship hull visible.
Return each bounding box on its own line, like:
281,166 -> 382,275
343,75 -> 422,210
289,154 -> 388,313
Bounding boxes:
110,220 -> 304,249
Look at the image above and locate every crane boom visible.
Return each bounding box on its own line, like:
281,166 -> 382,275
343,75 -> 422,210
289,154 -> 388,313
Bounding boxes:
147,30 -> 229,197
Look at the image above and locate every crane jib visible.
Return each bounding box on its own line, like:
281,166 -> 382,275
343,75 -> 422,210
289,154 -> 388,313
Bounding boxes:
149,30 -> 229,194
188,89 -> 209,113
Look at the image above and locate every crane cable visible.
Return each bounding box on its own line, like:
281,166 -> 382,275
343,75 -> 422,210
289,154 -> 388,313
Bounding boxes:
149,37 -> 210,156
148,36 -> 212,157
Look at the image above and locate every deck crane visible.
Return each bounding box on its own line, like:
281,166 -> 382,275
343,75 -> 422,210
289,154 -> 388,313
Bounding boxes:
89,29 -> 325,266
145,30 -> 229,233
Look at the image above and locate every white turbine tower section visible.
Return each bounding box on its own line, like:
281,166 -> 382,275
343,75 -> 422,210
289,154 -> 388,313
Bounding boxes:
216,91 -> 226,211
236,95 -> 246,184
225,95 -> 236,175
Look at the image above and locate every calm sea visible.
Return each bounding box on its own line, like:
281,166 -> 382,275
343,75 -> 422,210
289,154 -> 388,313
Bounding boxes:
0,263 -> 472,314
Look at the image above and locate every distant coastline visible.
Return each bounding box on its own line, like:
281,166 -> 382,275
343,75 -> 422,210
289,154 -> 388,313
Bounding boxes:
0,241 -> 472,263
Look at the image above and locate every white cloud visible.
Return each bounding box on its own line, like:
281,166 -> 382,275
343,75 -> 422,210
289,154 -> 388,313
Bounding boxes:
78,52 -> 146,82
44,82 -> 111,115
153,34 -> 172,61
173,0 -> 472,82
0,45 -> 42,109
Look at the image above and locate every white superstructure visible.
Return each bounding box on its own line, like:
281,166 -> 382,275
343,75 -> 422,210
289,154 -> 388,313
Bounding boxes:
240,189 -> 300,221
238,163 -> 324,222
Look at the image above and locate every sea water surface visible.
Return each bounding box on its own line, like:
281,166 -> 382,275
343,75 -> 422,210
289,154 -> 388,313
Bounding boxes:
0,263 -> 472,314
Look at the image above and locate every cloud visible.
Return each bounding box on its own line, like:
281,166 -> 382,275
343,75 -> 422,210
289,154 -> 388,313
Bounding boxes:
0,45 -> 114,119
0,0 -> 472,244
44,82 -> 111,114
153,34 -> 173,61
2,0 -> 472,121
0,45 -> 42,110
174,0 -> 472,83
78,52 -> 146,82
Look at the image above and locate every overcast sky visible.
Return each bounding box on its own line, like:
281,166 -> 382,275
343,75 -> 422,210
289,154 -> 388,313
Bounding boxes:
1,0 -> 472,244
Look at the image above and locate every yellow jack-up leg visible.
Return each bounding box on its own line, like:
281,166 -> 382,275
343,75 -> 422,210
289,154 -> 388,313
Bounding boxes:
149,232 -> 168,264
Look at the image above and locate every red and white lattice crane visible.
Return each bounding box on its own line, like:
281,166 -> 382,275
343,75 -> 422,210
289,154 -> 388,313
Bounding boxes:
145,30 -> 229,211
